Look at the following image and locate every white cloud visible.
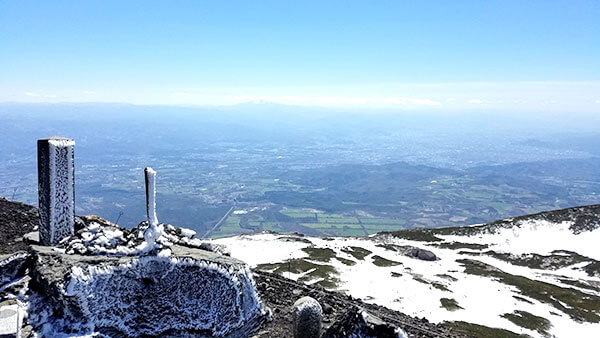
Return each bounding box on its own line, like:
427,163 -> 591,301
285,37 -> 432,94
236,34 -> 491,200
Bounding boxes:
446,98 -> 456,102
24,92 -> 56,98
595,99 -> 600,104
83,90 -> 96,94
468,99 -> 482,104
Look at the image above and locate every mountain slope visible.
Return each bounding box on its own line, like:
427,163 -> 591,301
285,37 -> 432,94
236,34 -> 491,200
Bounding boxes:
214,205 -> 600,337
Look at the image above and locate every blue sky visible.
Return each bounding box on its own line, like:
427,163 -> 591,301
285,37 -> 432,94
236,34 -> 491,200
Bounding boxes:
1,1 -> 599,111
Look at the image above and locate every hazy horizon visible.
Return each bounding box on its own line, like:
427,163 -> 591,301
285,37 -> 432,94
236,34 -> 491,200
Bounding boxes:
1,1 -> 599,112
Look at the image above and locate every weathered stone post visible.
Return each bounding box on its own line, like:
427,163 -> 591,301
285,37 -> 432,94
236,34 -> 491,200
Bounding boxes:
37,136 -> 75,245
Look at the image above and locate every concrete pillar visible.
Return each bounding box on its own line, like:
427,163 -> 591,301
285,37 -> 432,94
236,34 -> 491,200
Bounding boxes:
37,136 -> 75,246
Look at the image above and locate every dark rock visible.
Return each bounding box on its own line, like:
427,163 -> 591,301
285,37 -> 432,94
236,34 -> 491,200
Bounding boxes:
322,302 -> 333,314
74,216 -> 86,232
409,248 -> 438,261
0,252 -> 30,288
323,306 -> 407,338
0,276 -> 30,300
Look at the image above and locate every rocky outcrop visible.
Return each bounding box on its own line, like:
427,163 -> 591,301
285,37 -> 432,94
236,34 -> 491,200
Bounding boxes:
377,243 -> 439,261
408,248 -> 437,261
323,306 -> 407,338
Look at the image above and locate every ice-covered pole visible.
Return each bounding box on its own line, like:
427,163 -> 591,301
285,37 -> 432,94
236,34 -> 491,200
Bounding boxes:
145,167 -> 159,226
144,167 -> 164,250
37,136 -> 75,246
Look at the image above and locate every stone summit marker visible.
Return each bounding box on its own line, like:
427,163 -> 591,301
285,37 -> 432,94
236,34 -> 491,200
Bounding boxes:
37,136 -> 75,246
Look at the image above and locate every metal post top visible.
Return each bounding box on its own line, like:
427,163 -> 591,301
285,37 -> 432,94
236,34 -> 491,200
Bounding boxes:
38,136 -> 74,142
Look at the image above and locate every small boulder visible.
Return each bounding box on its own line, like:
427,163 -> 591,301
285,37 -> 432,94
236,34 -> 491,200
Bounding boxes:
322,302 -> 333,315
293,296 -> 323,338
409,248 -> 437,261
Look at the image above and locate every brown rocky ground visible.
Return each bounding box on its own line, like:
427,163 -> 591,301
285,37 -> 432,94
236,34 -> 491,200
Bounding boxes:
253,270 -> 461,337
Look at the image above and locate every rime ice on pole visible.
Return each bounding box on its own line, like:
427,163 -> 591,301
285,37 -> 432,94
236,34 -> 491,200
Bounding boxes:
37,136 -> 76,246
145,167 -> 159,227
144,167 -> 164,250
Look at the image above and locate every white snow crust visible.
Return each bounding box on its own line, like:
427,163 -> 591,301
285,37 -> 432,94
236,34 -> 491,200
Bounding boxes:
438,219 -> 600,261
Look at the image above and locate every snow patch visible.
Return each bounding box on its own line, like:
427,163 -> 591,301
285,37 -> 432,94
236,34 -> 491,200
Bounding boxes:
215,231 -> 600,338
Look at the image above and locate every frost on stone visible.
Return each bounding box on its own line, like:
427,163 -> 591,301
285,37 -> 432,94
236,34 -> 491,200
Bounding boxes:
179,227 -> 196,238
29,255 -> 266,337
38,137 -> 75,245
0,252 -> 29,288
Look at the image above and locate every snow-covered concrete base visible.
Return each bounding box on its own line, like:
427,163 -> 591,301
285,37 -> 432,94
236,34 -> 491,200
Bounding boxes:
28,243 -> 268,337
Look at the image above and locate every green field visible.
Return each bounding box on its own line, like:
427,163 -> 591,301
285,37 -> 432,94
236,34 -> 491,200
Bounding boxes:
209,206 -> 411,238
